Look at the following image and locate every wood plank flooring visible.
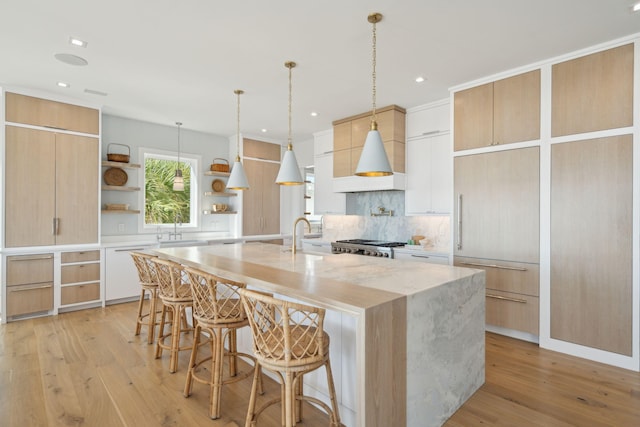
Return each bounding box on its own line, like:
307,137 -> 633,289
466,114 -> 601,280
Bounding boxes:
1,302 -> 639,426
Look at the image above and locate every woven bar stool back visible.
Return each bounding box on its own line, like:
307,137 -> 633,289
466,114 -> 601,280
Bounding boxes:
151,257 -> 194,373
239,289 -> 341,427
130,251 -> 161,344
183,268 -> 262,419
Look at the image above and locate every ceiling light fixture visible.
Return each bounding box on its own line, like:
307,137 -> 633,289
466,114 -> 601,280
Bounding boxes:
261,129 -> 267,133
633,2 -> 640,12
311,112 -> 318,117
54,53 -> 88,66
226,89 -> 250,190
275,61 -> 304,185
69,37 -> 87,47
173,122 -> 184,191
415,76 -> 425,83
57,81 -> 70,88
355,12 -> 393,177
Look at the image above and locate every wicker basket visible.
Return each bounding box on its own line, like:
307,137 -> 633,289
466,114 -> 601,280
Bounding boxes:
107,143 -> 131,163
210,158 -> 230,172
104,167 -> 128,186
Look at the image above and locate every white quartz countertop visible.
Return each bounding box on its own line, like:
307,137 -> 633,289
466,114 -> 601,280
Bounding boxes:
153,242 -> 479,314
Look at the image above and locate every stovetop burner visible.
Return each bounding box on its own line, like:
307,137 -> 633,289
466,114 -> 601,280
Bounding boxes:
335,239 -> 405,248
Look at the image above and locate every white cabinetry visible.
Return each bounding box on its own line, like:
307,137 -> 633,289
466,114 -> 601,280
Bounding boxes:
313,129 -> 345,215
394,249 -> 449,265
105,244 -> 156,302
406,100 -> 449,139
405,133 -> 452,215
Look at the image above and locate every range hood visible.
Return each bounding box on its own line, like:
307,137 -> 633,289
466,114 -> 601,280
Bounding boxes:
333,173 -> 406,192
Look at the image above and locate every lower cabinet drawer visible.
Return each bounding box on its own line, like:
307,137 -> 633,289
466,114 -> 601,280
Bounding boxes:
486,289 -> 539,335
6,282 -> 53,317
62,250 -> 100,263
454,256 -> 539,296
61,263 -> 100,284
61,283 -> 100,305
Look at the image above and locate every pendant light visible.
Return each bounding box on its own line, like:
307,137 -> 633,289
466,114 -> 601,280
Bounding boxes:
226,89 -> 250,190
275,61 -> 304,185
173,121 -> 184,191
355,12 -> 393,177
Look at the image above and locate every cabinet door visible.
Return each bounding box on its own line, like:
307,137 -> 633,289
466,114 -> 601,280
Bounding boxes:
314,154 -> 346,215
552,44 -> 633,137
406,102 -> 450,139
242,158 -> 263,236
550,135 -> 632,355
261,161 -> 281,235
453,82 -> 493,151
5,126 -> 56,247
406,134 -> 452,215
493,69 -> 540,145
105,247 -> 148,301
454,147 -> 539,263
55,133 -> 99,245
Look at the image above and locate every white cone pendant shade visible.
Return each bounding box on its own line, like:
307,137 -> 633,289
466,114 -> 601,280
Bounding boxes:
355,123 -> 392,176
276,61 -> 304,186
226,156 -> 250,190
276,145 -> 303,185
356,12 -> 393,177
227,89 -> 250,190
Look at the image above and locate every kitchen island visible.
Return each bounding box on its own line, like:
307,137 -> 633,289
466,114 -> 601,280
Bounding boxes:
153,243 -> 485,427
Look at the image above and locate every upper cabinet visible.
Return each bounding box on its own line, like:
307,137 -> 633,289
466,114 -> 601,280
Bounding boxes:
5,92 -> 99,135
454,70 -> 540,151
332,105 -> 406,177
551,43 -> 633,137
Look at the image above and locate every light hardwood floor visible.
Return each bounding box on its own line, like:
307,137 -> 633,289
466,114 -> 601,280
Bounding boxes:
1,302 -> 639,426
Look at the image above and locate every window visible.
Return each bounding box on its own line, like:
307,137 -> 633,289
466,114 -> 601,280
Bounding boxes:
141,149 -> 199,229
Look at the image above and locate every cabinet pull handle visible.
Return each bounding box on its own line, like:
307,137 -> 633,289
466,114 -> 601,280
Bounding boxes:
460,261 -> 527,271
9,255 -> 54,261
422,130 -> 440,136
486,293 -> 527,303
411,254 -> 431,259
10,285 -> 52,292
52,217 -> 60,235
115,247 -> 146,252
456,194 -> 462,250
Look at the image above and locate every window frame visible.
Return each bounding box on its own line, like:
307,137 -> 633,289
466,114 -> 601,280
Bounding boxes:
138,147 -> 201,233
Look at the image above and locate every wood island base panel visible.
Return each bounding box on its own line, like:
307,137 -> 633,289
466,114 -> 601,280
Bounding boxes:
153,242 -> 486,427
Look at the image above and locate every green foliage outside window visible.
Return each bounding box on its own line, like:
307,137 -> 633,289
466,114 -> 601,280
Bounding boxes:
145,158 -> 191,224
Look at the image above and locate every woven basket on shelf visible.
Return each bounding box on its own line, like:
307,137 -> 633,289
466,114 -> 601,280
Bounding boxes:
210,158 -> 229,172
107,143 -> 131,163
104,167 -> 128,186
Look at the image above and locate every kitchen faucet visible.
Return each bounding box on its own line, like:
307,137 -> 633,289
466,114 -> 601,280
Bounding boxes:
169,213 -> 183,240
292,216 -> 311,254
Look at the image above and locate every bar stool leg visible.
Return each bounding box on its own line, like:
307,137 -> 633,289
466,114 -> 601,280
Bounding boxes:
245,362 -> 262,427
228,329 -> 238,376
184,323 -> 202,397
155,304 -> 169,359
324,359 -> 341,427
169,305 -> 183,373
146,288 -> 159,344
295,373 -> 303,423
209,327 -> 225,419
135,287 -> 146,336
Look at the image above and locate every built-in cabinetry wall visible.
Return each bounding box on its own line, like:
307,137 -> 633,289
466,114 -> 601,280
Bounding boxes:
451,40 -> 637,370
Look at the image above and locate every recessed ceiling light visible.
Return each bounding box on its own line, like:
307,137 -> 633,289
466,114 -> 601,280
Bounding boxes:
633,2 -> 640,12
261,128 -> 268,133
69,37 -> 87,48
57,81 -> 70,88
310,112 -> 318,117
415,76 -> 425,83
54,53 -> 88,66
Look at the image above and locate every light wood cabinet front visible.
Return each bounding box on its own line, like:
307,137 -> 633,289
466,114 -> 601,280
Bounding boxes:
61,283 -> 100,305
454,147 -> 540,263
4,126 -> 98,247
485,290 -> 539,335
550,135 -> 632,356
552,44 -> 633,137
454,70 -> 540,151
61,263 -> 100,284
6,92 -> 99,135
6,254 -> 54,317
243,143 -> 281,236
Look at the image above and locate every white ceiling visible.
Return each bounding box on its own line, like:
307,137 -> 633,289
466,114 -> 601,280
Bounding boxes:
2,0 -> 639,142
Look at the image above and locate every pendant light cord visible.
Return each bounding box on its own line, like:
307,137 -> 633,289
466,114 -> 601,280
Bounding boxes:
236,90 -> 242,160
288,62 -> 293,149
176,121 -> 182,170
371,18 -> 377,124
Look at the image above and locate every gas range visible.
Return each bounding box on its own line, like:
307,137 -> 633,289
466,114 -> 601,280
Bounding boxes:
330,239 -> 405,258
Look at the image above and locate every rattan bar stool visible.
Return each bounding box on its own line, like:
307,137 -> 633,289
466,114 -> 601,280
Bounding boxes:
130,251 -> 162,344
151,257 -> 194,373
183,267 -> 263,419
239,289 -> 341,427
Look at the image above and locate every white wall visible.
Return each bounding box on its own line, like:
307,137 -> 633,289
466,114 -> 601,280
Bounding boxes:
101,115 -> 231,236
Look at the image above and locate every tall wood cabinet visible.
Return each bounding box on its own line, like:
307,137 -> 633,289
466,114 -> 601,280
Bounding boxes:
454,147 -> 540,335
550,135 -> 632,355
242,139 -> 281,236
4,92 -> 100,248
454,70 -> 540,151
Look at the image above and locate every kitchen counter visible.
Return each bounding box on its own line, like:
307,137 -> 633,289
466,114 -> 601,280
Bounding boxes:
153,243 -> 485,427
